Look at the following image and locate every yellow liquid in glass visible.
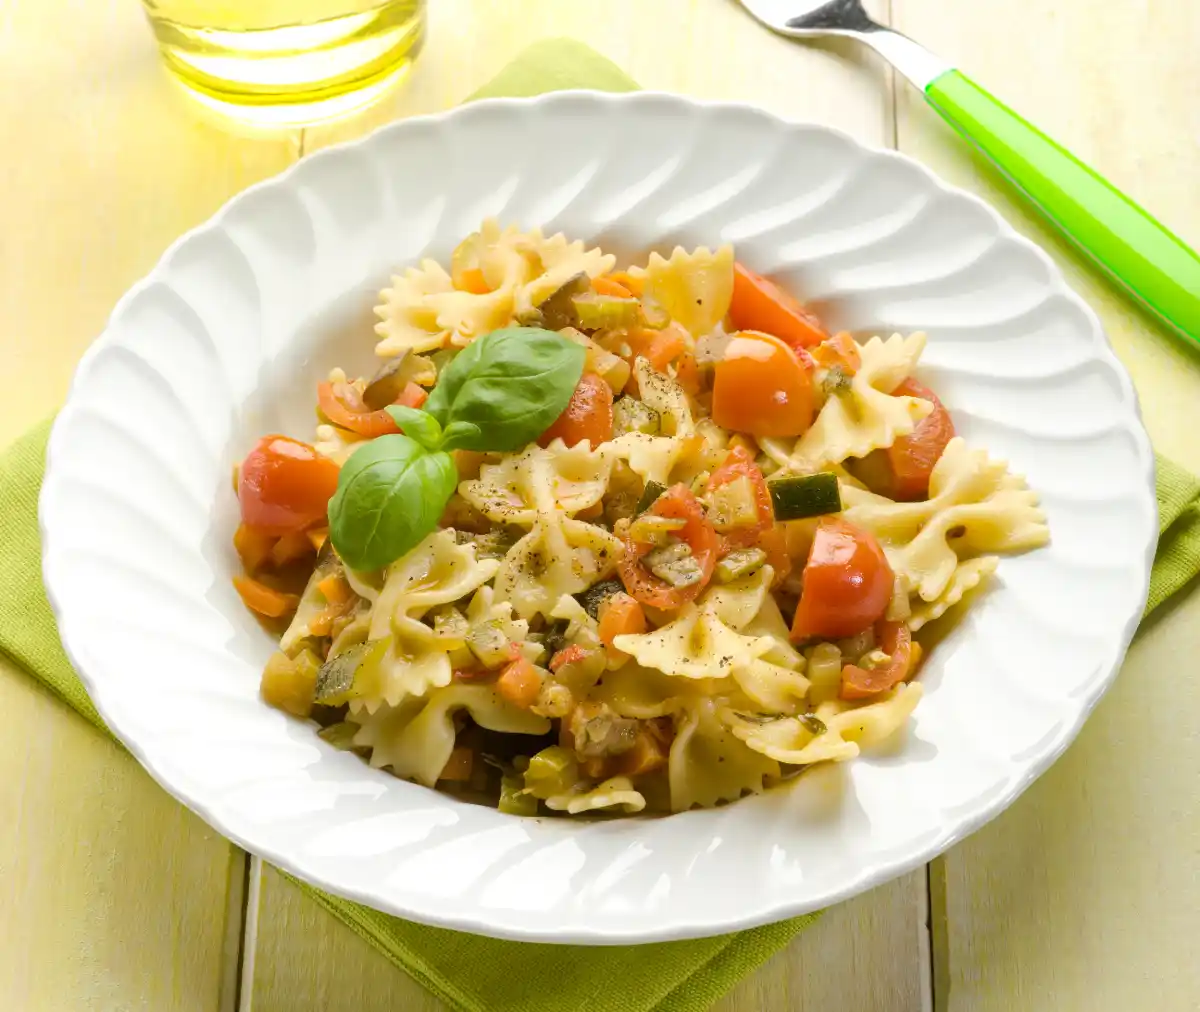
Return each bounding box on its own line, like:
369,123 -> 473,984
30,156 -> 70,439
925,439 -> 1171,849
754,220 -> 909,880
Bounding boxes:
141,0 -> 424,125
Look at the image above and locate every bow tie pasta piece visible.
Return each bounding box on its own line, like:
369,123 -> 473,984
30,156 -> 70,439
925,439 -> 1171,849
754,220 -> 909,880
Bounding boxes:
629,245 -> 734,340
731,656 -> 812,715
464,584 -> 542,665
544,776 -> 647,815
350,684 -> 550,788
374,219 -> 615,357
760,332 -> 932,473
703,565 -> 774,631
843,437 -> 1048,603
459,442 -> 612,526
669,699 -> 780,811
908,556 -> 999,631
375,259 -> 515,356
607,357 -> 698,485
367,530 -> 500,637
721,682 -> 923,767
613,601 -> 767,680
593,662 -> 711,719
493,515 -> 623,620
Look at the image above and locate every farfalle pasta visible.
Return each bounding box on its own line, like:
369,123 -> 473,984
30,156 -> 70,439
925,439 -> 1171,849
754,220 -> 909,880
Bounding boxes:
233,222 -> 1048,818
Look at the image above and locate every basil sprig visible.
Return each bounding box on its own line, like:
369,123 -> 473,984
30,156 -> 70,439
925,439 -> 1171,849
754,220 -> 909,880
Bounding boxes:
328,327 -> 585,571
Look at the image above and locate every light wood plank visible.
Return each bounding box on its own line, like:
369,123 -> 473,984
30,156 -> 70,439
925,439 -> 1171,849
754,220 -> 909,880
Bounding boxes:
250,3 -> 926,1010
0,1 -> 302,1008
0,658 -> 244,1011
891,2 -> 1200,1010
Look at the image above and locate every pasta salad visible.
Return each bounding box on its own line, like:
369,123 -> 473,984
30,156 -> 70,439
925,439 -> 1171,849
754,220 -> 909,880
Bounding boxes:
231,219 -> 1049,817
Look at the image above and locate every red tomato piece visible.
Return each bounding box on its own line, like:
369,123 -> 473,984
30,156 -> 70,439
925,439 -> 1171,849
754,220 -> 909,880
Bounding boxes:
317,381 -> 401,438
712,330 -> 814,438
840,621 -> 913,699
789,517 -> 893,642
729,262 -> 828,349
857,378 -> 955,501
618,484 -> 719,610
706,445 -> 774,547
238,435 -> 340,535
539,372 -> 614,448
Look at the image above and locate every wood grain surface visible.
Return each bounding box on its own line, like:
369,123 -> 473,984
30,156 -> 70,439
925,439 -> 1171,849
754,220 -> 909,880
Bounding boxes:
1,0 -> 1197,1009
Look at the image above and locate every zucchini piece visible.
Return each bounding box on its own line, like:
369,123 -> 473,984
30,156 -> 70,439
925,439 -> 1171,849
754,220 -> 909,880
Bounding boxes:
798,714 -> 828,736
714,547 -> 767,584
466,619 -> 512,668
314,638 -> 388,705
524,746 -> 579,798
518,271 -> 590,330
767,472 -> 842,521
570,292 -> 642,331
707,475 -> 760,532
317,721 -> 361,751
643,542 -> 704,588
635,479 -> 668,515
499,774 -> 539,816
575,578 -> 624,620
822,364 -> 853,396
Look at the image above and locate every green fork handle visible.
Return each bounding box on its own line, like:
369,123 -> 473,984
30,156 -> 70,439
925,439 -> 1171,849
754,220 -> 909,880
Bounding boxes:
925,70 -> 1200,347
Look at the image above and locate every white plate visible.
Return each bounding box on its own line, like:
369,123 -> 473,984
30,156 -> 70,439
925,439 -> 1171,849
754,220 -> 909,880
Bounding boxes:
40,92 -> 1157,944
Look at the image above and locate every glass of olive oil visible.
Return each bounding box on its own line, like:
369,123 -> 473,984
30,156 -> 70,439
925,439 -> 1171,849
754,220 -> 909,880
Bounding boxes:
140,0 -> 425,125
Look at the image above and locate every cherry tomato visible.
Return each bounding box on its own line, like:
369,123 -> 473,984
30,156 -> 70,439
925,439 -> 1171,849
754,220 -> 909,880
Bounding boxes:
789,516 -> 893,642
840,621 -> 913,699
856,378 -> 955,501
238,436 -> 340,535
539,372 -> 614,448
619,484 -> 719,609
729,262 -> 827,349
712,330 -> 815,438
706,445 -> 774,547
316,381 -> 426,439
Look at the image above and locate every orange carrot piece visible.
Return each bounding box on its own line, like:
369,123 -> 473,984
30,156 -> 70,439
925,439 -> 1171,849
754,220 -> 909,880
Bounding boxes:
614,728 -> 668,777
234,523 -> 277,573
496,657 -> 542,709
609,271 -> 644,297
233,575 -> 299,618
317,573 -> 354,606
592,276 -> 633,298
598,593 -> 647,655
270,528 -> 315,568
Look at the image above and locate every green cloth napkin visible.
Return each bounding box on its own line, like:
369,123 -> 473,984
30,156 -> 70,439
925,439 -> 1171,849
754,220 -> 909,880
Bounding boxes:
3,38 -> 1199,1012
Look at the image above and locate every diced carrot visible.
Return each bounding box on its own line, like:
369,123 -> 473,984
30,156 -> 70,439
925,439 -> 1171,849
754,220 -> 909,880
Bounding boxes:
613,728 -> 668,777
439,747 -> 475,781
271,528 -> 315,568
609,270 -> 644,297
592,275 -> 633,298
624,324 -> 689,378
496,657 -> 542,709
234,523 -> 277,573
307,527 -> 329,551
457,268 -> 491,295
317,573 -> 354,606
233,575 -> 299,618
598,593 -> 646,656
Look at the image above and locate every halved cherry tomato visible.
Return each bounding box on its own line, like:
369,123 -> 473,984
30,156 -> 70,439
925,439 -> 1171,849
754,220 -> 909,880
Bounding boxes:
856,378 -> 955,501
789,517 -> 893,642
811,331 -> 862,374
317,382 -> 400,438
238,435 -> 340,535
840,621 -> 913,699
712,330 -> 814,438
706,445 -> 773,547
539,372 -> 613,448
457,267 -> 491,294
619,484 -> 719,609
729,263 -> 827,349
592,276 -> 633,298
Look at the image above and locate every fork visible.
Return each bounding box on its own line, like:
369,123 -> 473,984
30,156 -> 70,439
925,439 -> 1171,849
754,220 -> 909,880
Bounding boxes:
737,0 -> 1200,348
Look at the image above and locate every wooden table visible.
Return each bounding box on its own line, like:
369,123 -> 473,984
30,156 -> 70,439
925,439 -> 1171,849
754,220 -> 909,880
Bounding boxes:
3,2 -> 1199,1009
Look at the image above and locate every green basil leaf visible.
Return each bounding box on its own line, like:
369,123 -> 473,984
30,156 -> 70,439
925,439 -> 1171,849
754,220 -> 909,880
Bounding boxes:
385,405 -> 442,451
328,435 -> 457,572
438,420 -> 483,452
423,327 -> 585,451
